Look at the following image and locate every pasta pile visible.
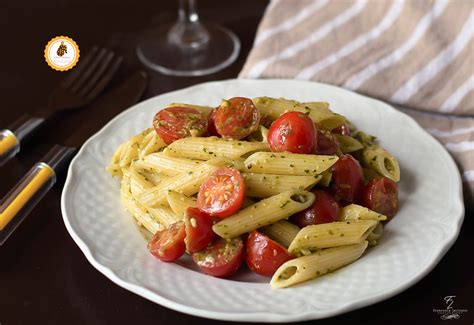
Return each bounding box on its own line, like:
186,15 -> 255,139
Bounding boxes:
106,97 -> 400,288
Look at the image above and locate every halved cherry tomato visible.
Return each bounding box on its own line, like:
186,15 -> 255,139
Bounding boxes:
330,154 -> 364,204
267,111 -> 317,154
207,108 -> 219,137
192,237 -> 244,278
316,126 -> 339,155
197,167 -> 245,218
290,190 -> 339,227
332,123 -> 350,136
153,106 -> 208,144
246,230 -> 293,277
184,207 -> 214,253
215,97 -> 261,139
362,177 -> 399,220
147,222 -> 186,262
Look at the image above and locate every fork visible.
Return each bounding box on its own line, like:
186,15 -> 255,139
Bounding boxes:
0,46 -> 123,166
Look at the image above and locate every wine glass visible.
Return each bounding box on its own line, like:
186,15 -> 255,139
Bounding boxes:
137,0 -> 240,76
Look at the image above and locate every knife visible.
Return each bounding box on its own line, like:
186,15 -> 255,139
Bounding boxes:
0,70 -> 148,245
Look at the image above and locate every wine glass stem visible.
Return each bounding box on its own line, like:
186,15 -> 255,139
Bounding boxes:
168,0 -> 210,50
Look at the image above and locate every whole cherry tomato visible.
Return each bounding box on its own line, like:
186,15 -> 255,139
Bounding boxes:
267,112 -> 317,154
290,190 -> 339,227
362,177 -> 399,219
330,154 -> 364,204
246,230 -> 293,277
316,126 -> 339,155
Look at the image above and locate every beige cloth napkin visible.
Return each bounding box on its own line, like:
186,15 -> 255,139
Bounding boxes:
240,0 -> 473,202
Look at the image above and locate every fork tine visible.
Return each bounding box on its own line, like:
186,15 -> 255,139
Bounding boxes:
77,51 -> 115,98
61,46 -> 98,89
70,48 -> 108,94
85,56 -> 123,102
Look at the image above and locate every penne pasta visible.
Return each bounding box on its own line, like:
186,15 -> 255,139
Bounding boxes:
338,204 -> 387,222
261,220 -> 300,248
334,134 -> 363,153
120,169 -> 163,234
147,206 -> 182,227
367,223 -> 383,246
130,166 -> 154,197
252,97 -> 345,130
134,152 -> 203,176
166,190 -> 197,218
138,159 -> 224,208
163,136 -> 269,160
213,189 -> 315,239
244,152 -> 338,176
318,170 -> 332,187
271,241 -> 369,288
243,173 -> 321,198
361,144 -> 400,182
138,128 -> 167,159
288,220 -> 378,255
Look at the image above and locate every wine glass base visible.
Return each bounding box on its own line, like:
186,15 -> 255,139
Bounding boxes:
137,24 -> 240,76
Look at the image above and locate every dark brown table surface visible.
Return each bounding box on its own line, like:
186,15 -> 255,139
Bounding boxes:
0,1 -> 472,324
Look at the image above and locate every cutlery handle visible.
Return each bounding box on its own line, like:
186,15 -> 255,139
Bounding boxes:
0,145 -> 75,245
0,114 -> 45,166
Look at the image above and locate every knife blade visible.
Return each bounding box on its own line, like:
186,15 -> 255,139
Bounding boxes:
0,70 -> 148,245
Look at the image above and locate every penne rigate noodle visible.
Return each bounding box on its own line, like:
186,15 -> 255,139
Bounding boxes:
318,170 -> 332,187
271,241 -> 369,288
362,144 -> 400,182
168,102 -> 214,115
120,169 -> 163,234
261,220 -> 300,248
130,166 -> 154,197
134,152 -> 203,176
213,189 -> 315,239
288,220 -> 378,255
247,125 -> 269,143
253,97 -> 345,130
243,173 -> 321,198
147,206 -> 182,227
163,137 -> 269,160
338,204 -> 387,222
138,159 -> 226,207
334,134 -> 363,153
367,223 -> 383,246
118,131 -> 149,169
106,141 -> 128,177
244,152 -> 338,176
138,129 -> 167,158
166,190 -> 197,218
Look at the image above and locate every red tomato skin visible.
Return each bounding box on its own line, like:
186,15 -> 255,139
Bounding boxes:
197,167 -> 245,218
147,222 -> 186,262
215,97 -> 260,140
153,107 -> 207,145
316,127 -> 339,155
267,112 -> 317,154
192,237 -> 244,278
246,231 -> 293,277
185,208 -> 215,253
290,190 -> 339,227
362,177 -> 399,219
330,154 -> 364,204
207,108 -> 220,137
332,123 -> 350,136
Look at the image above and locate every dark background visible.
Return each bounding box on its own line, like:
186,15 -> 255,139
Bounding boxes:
0,0 -> 472,324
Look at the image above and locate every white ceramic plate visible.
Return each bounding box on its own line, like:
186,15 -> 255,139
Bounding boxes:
61,79 -> 464,322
